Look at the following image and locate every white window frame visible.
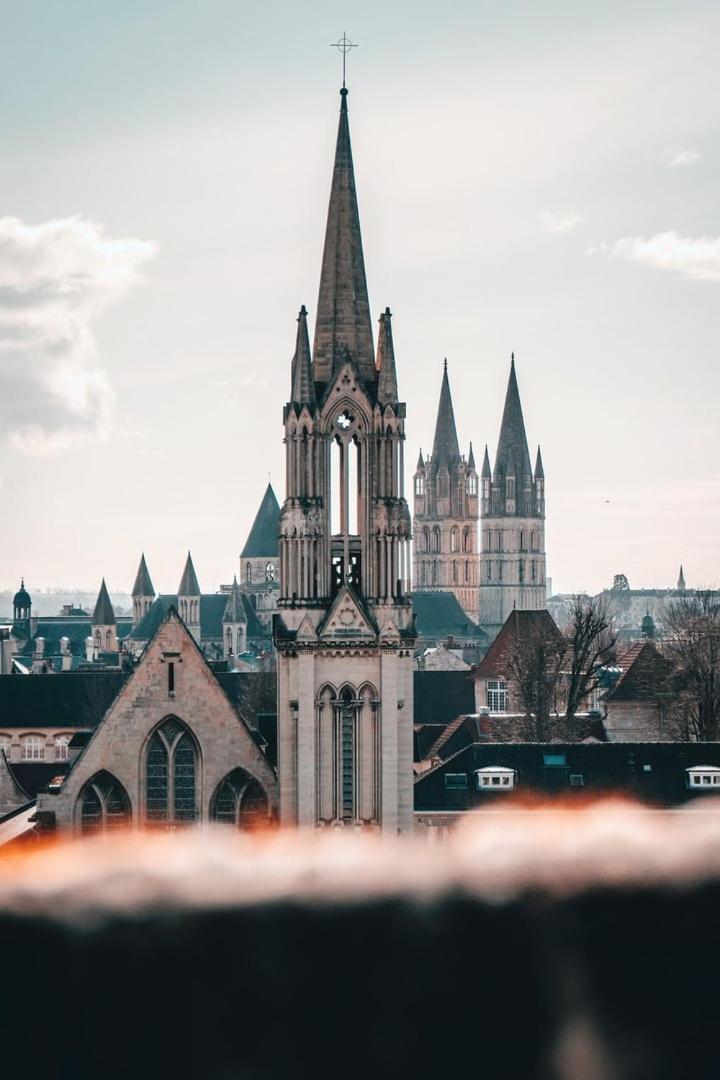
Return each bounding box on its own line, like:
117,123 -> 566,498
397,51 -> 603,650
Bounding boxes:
21,734 -> 45,761
476,767 -> 515,792
487,680 -> 508,713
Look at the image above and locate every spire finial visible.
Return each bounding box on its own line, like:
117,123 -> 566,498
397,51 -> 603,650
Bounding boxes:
443,357 -> 448,372
329,32 -> 357,90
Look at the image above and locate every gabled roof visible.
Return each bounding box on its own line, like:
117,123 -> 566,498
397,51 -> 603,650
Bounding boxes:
411,592 -> 486,642
431,361 -> 460,469
494,355 -> 533,479
92,580 -> 116,626
178,552 -> 201,597
312,88 -> 375,386
475,609 -> 563,679
241,484 -> 280,557
604,641 -> 674,703
132,554 -> 155,599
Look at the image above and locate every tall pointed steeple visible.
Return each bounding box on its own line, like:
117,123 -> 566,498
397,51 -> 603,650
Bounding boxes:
467,442 -> 476,470
534,445 -> 544,480
495,354 -> 532,478
312,88 -> 375,385
677,565 -> 686,592
376,307 -> 398,403
481,444 -> 492,479
178,552 -> 201,597
132,554 -> 155,599
92,579 -> 116,626
431,360 -> 460,468
290,306 -> 315,406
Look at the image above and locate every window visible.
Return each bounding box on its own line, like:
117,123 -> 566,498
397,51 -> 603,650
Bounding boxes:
415,475 -> 425,496
519,560 -> 525,583
506,476 -> 515,512
432,527 -> 441,553
21,734 -> 45,761
543,753 -> 567,767
462,528 -> 471,553
444,774 -> 468,790
498,561 -> 503,582
531,561 -> 537,582
452,561 -> 458,584
246,562 -> 252,584
519,530 -> 526,551
78,772 -> 130,835
450,528 -> 459,553
145,717 -> 198,825
265,561 -> 275,582
438,474 -> 449,498
464,561 -> 470,583
482,478 -> 490,501
211,769 -> 269,830
486,562 -> 491,582
495,529 -> 502,551
569,774 -> 584,788
476,767 -> 515,791
0,735 -> 11,760
467,474 -> 477,496
686,767 -> 720,789
338,688 -> 356,822
54,734 -> 72,761
487,680 -> 508,712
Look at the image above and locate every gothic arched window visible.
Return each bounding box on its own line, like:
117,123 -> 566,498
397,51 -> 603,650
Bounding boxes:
422,528 -> 430,553
450,528 -> 459,553
78,771 -> 130,835
414,475 -> 425,496
211,768 -> 269,830
105,630 -> 113,650
246,562 -> 252,584
265,561 -> 275,582
145,717 -> 198,825
432,527 -> 441,553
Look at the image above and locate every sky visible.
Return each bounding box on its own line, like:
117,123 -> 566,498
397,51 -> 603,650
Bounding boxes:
1,0 -> 718,597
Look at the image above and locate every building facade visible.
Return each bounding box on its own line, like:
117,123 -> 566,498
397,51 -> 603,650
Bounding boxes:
273,86 -> 415,834
479,356 -> 546,636
413,362 -> 479,621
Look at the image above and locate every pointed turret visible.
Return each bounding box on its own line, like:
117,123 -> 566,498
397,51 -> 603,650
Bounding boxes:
92,579 -> 116,626
312,88 -> 375,385
290,305 -> 315,406
376,308 -> 398,403
495,354 -> 532,479
132,554 -> 155,599
677,565 -> 686,592
431,361 -> 460,469
224,576 -> 246,623
178,552 -> 201,597
481,445 -> 492,479
241,484 -> 281,558
223,576 -> 247,660
534,445 -> 544,481
416,448 -> 425,470
467,442 -> 476,470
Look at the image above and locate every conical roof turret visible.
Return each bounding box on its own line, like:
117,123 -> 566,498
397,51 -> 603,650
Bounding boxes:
416,448 -> 425,471
178,552 -> 201,597
481,445 -> 492,479
495,354 -> 532,479
312,88 -> 375,385
376,307 -> 398,403
92,579 -> 116,625
431,361 -> 460,469
132,554 -> 155,599
223,576 -> 246,624
467,442 -> 476,470
290,305 -> 315,406
677,565 -> 686,592
534,445 -> 544,480
241,484 -> 281,558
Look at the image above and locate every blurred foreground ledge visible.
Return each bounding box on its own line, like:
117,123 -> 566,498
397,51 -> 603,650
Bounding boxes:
2,801 -> 720,1080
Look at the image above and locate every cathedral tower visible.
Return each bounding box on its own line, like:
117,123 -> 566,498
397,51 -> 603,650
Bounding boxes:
479,355 -> 546,636
412,362 -> 479,620
274,87 -> 415,834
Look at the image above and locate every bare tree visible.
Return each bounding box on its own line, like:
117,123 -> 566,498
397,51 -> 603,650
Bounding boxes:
663,591 -> 720,741
563,596 -> 617,720
508,619 -> 566,741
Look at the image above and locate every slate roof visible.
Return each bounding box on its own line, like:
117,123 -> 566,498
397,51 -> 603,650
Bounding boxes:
13,618 -> 132,661
241,484 -> 280,557
0,671 -> 127,729
413,670 -> 475,726
178,553 -> 201,596
414,742 -> 720,812
9,762 -> 71,799
411,592 -> 486,643
131,594 -> 265,643
430,361 -> 460,469
475,609 -> 563,679
494,356 -> 533,479
132,554 -> 155,598
92,579 -> 116,625
312,87 -> 375,386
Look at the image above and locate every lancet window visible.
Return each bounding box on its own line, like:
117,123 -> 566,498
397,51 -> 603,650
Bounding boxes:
78,772 -> 130,834
145,717 -> 198,825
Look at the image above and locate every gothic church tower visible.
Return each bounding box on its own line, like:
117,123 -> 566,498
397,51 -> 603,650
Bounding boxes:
274,87 -> 415,834
479,356 -> 546,636
413,362 -> 479,620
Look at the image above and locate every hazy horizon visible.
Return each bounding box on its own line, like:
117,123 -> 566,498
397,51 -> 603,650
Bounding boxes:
2,1 -> 718,597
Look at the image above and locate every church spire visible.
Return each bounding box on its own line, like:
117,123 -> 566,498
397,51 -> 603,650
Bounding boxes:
431,360 -> 460,468
312,88 -> 375,385
495,353 -> 532,478
376,307 -> 398,403
290,305 -> 315,406
534,445 -> 544,480
92,579 -> 116,626
481,444 -> 492,479
467,442 -> 476,470
132,553 -> 155,599
677,564 -> 686,592
178,552 -> 201,596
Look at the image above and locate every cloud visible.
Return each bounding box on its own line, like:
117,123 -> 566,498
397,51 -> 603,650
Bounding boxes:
0,215 -> 157,455
540,211 -> 582,234
663,146 -> 701,167
591,231 -> 720,282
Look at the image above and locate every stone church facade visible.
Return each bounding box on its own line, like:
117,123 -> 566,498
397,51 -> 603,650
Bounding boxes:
273,87 -> 415,834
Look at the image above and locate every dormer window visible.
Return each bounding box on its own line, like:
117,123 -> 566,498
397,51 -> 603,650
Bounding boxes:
686,766 -> 720,789
476,766 -> 515,791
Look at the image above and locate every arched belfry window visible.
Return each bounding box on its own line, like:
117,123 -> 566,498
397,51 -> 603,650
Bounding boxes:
337,686 -> 357,823
211,768 -> 269,830
145,717 -> 198,825
78,771 -> 130,835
